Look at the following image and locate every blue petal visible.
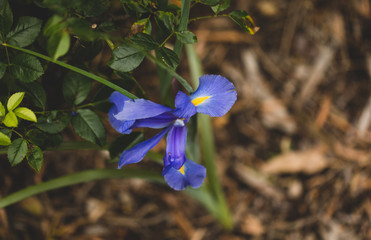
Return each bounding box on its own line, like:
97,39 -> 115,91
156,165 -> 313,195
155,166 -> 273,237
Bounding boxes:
172,91 -> 197,120
114,98 -> 172,121
109,91 -> 135,133
190,75 -> 237,117
163,125 -> 187,170
163,158 -> 206,191
118,127 -> 170,168
133,112 -> 176,129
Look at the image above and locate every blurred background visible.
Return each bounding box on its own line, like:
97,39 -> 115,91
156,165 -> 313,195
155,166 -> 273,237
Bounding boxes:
1,0 -> 371,239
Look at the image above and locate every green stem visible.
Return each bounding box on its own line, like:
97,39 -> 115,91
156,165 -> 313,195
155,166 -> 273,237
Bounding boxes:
159,32 -> 174,47
185,44 -> 233,230
146,54 -> 193,93
188,14 -> 229,23
1,43 -> 138,100
0,168 -> 163,208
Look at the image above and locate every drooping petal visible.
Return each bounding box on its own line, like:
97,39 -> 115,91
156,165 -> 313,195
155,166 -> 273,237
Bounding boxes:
109,91 -> 135,133
118,127 -> 170,168
190,75 -> 237,117
133,112 -> 176,129
163,158 -> 206,191
163,125 -> 187,170
114,98 -> 172,121
172,91 -> 197,120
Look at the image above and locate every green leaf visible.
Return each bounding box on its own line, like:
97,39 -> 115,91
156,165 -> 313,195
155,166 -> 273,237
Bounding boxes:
0,101 -> 5,117
27,146 -> 43,173
14,107 -> 37,122
10,54 -> 44,83
156,47 -> 179,69
176,30 -> 197,44
132,18 -> 152,34
211,0 -> 230,13
228,10 -> 259,35
0,61 -> 7,79
130,33 -> 158,50
8,138 -> 27,166
62,71 -> 92,105
77,0 -> 110,17
35,111 -> 71,134
43,15 -> 66,37
3,111 -> 18,127
108,42 -> 145,72
6,16 -> 42,47
23,82 -> 47,109
67,18 -> 98,41
26,129 -> 45,146
0,131 -> 11,145
47,30 -> 70,60
7,92 -> 24,111
157,11 -> 175,32
71,109 -> 106,146
0,0 -> 13,35
199,0 -> 220,6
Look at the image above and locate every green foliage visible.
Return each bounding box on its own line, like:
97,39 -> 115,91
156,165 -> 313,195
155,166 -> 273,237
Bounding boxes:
10,54 -> 44,83
27,145 -> 43,173
176,30 -> 197,44
71,109 -> 106,146
0,0 -> 13,36
228,10 -> 259,35
63,71 -> 92,105
35,111 -> 70,134
109,41 -> 146,72
8,138 -> 27,166
7,92 -> 24,111
6,17 -> 42,47
0,131 -> 11,145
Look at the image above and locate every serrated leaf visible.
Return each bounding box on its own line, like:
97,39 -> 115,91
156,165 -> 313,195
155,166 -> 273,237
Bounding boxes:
0,131 -> 11,145
211,0 -> 230,13
157,46 -> 179,69
10,54 -> 44,83
3,111 -> 18,127
176,30 -> 197,44
108,42 -> 145,72
6,16 -> 42,47
7,92 -> 24,111
35,111 -> 71,134
229,10 -> 259,35
23,82 -> 47,109
71,109 -> 106,146
0,0 -> 13,35
62,71 -> 91,105
0,101 -> 5,117
0,61 -> 7,79
8,138 -> 27,166
14,107 -> 37,122
48,30 -> 70,60
130,33 -> 158,50
27,146 -> 43,173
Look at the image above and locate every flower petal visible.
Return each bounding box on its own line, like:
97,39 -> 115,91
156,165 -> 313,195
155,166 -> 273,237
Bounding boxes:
134,112 -> 176,129
118,127 -> 170,168
109,91 -> 135,133
190,75 -> 237,117
163,125 -> 187,170
114,98 -> 172,121
163,158 -> 206,191
172,91 -> 197,120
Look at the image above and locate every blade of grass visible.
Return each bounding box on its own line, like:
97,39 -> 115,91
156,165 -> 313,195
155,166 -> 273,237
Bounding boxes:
185,44 -> 233,230
1,43 -> 138,99
0,168 -> 163,208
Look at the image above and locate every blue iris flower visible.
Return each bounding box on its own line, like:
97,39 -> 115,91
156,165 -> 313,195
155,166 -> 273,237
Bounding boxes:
109,75 -> 237,190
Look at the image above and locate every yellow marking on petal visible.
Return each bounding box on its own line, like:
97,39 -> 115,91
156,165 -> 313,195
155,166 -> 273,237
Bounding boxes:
179,165 -> 185,175
191,96 -> 210,106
